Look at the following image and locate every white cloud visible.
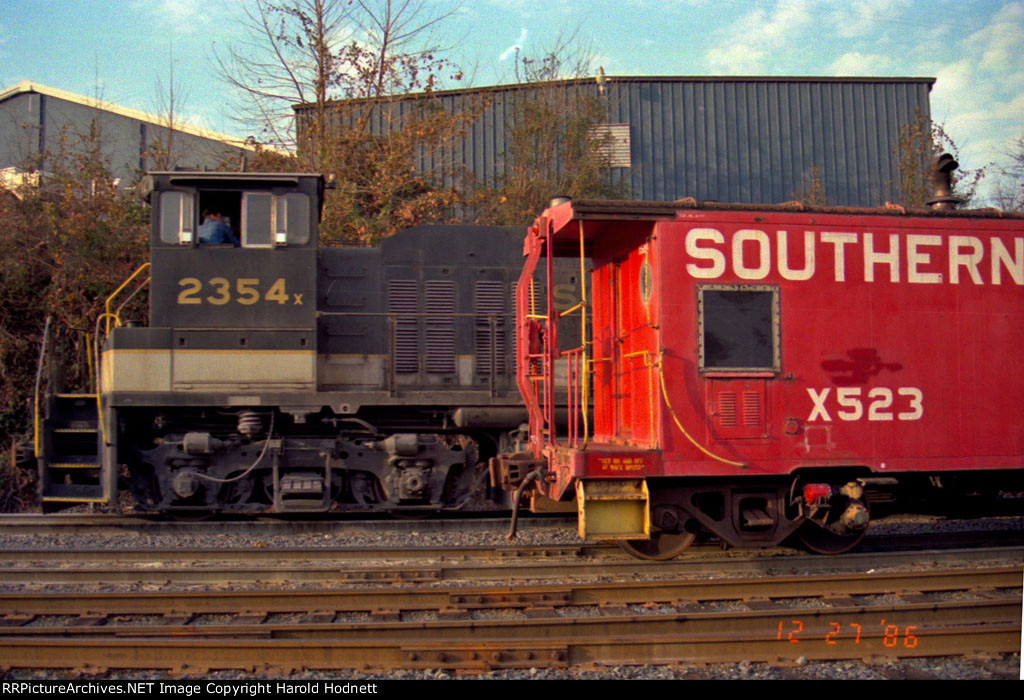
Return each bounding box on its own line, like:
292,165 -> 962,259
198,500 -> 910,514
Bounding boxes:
706,43 -> 768,74
828,0 -> 912,39
499,28 -> 528,61
964,0 -> 1024,70
828,51 -> 897,75
703,0 -> 814,73
133,0 -> 215,35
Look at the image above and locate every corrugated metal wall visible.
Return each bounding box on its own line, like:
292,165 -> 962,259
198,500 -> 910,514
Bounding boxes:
301,76 -> 934,207
0,90 -> 248,184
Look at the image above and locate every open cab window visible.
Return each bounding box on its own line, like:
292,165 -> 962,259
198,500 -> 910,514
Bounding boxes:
160,190 -> 310,247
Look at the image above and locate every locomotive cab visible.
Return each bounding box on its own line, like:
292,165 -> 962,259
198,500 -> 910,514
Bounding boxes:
110,172 -> 323,394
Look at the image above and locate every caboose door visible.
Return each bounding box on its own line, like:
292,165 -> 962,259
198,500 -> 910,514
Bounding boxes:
610,246 -> 657,447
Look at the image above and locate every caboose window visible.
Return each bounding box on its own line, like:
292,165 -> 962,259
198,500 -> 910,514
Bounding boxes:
699,286 -> 779,372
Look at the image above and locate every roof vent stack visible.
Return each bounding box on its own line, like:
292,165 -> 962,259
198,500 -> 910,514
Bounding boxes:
927,153 -> 961,210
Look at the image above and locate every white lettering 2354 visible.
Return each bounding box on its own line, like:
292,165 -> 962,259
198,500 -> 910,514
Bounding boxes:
807,387 -> 923,422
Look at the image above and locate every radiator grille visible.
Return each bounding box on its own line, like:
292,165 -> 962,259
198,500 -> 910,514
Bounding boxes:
425,280 -> 455,374
475,281 -> 506,374
388,280 -> 419,373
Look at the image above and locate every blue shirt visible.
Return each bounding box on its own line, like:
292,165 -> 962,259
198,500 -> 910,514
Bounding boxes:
198,219 -> 239,246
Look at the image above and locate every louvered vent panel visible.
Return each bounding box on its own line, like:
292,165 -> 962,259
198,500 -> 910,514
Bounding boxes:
388,280 -> 419,373
710,379 -> 768,440
476,281 -> 506,374
718,393 -> 737,427
425,280 -> 455,374
743,391 -> 763,426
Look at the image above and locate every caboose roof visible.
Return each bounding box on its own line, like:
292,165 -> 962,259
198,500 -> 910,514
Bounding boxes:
538,198 -> 1024,257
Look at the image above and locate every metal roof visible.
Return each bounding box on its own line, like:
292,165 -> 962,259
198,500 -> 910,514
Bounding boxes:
0,80 -> 258,151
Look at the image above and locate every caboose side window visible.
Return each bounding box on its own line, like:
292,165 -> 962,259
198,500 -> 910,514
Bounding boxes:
699,286 -> 779,372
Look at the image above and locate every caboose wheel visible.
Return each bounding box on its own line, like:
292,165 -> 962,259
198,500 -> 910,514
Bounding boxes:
617,531 -> 696,560
796,522 -> 866,555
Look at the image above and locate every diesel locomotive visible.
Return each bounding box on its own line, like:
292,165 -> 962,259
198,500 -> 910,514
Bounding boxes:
31,171 -> 579,517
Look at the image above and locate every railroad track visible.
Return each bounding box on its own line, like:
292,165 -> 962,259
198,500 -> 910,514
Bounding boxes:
1,514 -> 1020,673
0,567 -> 1019,672
1,544 -> 1023,586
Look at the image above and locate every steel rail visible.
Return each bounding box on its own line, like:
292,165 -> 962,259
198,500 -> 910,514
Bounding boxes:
1,567 -> 1019,617
0,542 -> 605,564
3,599 -> 1017,640
0,614 -> 1018,671
1,546 -> 1022,586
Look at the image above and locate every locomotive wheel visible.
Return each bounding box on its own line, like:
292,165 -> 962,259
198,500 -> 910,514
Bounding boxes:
796,521 -> 866,555
617,530 -> 696,560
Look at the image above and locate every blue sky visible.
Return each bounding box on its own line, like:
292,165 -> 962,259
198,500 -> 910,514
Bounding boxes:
2,0 -> 1021,202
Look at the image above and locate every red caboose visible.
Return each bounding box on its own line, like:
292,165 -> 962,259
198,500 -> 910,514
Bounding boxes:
497,197 -> 1024,558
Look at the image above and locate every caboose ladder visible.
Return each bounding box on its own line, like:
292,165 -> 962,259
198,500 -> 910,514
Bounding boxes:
37,393 -> 108,511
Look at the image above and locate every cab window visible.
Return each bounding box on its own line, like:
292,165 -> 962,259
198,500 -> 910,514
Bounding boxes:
159,191 -> 194,243
241,192 -> 310,247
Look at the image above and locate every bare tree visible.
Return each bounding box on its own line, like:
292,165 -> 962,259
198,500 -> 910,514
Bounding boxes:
469,39 -> 627,226
218,0 -> 478,244
216,0 -> 459,159
148,48 -> 195,171
990,132 -> 1024,211
214,0 -> 347,153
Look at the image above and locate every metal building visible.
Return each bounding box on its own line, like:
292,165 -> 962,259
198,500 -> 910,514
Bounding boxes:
297,76 -> 934,208
0,80 -> 254,189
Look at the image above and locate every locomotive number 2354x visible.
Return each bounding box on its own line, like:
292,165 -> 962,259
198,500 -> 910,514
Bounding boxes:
177,277 -> 303,306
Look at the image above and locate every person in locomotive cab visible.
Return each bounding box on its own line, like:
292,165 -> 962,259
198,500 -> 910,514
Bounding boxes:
198,209 -> 240,246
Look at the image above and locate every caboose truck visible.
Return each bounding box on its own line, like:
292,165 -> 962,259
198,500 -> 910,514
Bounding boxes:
494,183 -> 1024,558
30,172 -> 547,516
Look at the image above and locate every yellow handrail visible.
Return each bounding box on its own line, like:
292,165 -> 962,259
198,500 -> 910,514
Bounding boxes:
579,223 -> 589,443
104,262 -> 151,334
94,262 -> 151,447
657,356 -> 745,468
32,316 -> 52,457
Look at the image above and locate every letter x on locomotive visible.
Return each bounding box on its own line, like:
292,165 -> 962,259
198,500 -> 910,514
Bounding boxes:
493,198 -> 1024,558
